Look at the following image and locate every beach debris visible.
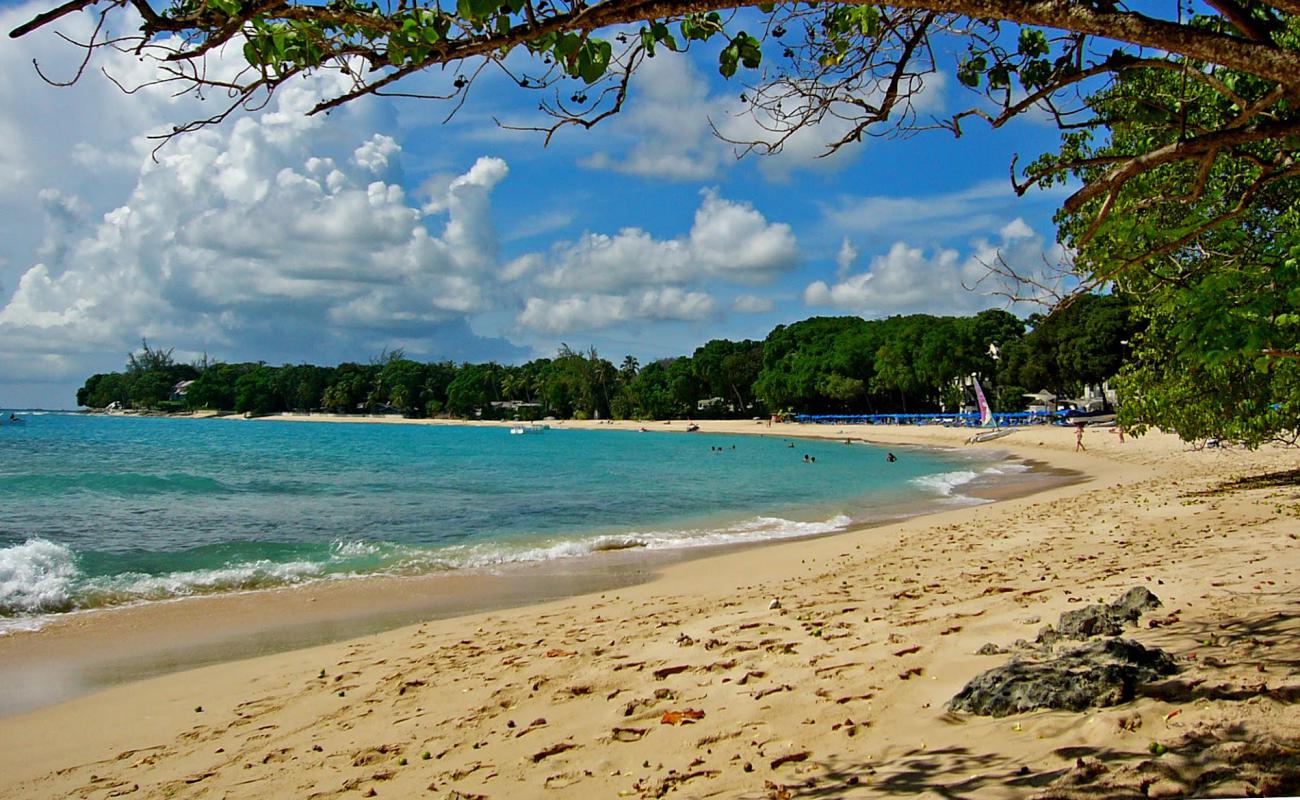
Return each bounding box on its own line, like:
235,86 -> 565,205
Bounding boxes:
513,718 -> 548,737
675,633 -> 695,646
898,667 -> 924,680
768,598 -> 781,610
949,638 -> 1180,717
769,751 -> 810,770
892,644 -> 921,656
976,643 -> 1008,656
544,648 -> 575,658
764,781 -> 792,800
752,684 -> 792,700
660,709 -> 706,725
653,664 -> 690,680
530,741 -> 578,762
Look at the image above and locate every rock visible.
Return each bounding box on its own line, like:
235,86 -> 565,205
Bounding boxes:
768,598 -> 781,610
976,642 -> 1007,656
1035,625 -> 1061,646
1056,604 -> 1125,639
1048,586 -> 1163,641
948,638 -> 1181,717
1109,586 -> 1162,621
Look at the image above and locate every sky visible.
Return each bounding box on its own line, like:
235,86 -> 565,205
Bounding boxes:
0,0 -> 1070,408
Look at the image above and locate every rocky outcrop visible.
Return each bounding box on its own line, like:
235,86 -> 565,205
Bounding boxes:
950,638 -> 1181,717
1038,586 -> 1163,644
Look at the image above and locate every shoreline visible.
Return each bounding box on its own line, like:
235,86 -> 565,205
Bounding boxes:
0,419 -> 1075,717
2,422 -> 1297,798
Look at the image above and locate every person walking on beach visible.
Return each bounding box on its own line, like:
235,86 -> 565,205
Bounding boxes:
1074,422 -> 1087,452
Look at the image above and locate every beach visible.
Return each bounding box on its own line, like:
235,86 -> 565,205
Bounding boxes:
1,420 -> 1297,798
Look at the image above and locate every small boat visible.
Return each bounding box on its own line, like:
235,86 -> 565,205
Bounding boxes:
1076,413 -> 1118,427
967,428 -> 1014,443
509,424 -> 546,435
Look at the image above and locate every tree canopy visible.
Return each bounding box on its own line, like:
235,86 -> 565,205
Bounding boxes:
1043,53 -> 1300,445
82,306 -> 1138,422
10,0 -> 1300,241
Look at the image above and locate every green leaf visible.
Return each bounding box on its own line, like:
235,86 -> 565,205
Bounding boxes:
576,38 -> 611,83
719,42 -> 738,78
1017,28 -> 1049,58
554,32 -> 580,59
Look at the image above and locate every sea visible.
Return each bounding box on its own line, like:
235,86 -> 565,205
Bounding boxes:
0,412 -> 1021,633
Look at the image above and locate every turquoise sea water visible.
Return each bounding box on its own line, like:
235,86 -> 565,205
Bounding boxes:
0,413 -> 1010,630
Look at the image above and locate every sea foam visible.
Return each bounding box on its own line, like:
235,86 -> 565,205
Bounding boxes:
0,538 -> 80,616
910,470 -> 980,496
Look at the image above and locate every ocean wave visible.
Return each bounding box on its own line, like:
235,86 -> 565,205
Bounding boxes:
426,513 -> 857,569
0,538 -> 81,615
78,560 -> 326,606
0,514 -> 856,621
910,470 -> 980,496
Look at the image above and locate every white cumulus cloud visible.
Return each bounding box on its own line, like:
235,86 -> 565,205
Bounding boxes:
517,288 -> 717,334
804,218 -> 1066,316
532,190 -> 797,293
0,43 -> 515,382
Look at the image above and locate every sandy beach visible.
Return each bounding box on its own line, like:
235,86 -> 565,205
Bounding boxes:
1,420 -> 1297,798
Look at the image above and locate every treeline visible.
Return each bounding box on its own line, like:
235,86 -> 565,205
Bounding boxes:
77,297 -> 1137,419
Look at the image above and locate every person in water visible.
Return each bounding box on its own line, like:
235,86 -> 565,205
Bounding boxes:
886,452 -> 897,463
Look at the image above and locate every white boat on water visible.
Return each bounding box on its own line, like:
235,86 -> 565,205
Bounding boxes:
509,424 -> 547,435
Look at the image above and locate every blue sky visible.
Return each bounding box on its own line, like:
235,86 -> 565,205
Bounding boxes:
0,0 -> 1069,408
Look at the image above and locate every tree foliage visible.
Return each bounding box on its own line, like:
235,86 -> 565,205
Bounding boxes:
1040,55 -> 1300,445
78,307 -> 1136,419
11,0 -> 1300,245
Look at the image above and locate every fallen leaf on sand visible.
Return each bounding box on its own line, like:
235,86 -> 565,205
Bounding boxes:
530,742 -> 577,762
660,709 -> 706,725
770,750 -> 810,769
653,664 -> 691,680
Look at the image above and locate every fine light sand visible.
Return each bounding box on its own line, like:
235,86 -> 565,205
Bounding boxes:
1,420 -> 1298,799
